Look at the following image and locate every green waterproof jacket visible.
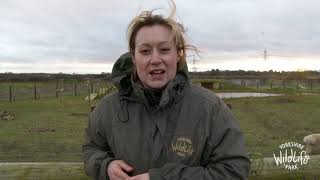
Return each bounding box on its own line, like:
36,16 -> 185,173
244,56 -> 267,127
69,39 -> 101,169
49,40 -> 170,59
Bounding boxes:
83,53 -> 251,180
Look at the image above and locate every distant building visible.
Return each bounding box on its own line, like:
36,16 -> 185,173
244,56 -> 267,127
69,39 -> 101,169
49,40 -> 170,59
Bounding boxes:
201,81 -> 214,89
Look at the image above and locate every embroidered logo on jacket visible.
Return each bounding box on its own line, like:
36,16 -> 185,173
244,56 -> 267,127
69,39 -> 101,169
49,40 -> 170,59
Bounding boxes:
171,137 -> 194,157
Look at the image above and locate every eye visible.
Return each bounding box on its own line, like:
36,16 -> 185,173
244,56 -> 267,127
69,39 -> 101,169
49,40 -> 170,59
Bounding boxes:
160,48 -> 171,53
140,49 -> 151,55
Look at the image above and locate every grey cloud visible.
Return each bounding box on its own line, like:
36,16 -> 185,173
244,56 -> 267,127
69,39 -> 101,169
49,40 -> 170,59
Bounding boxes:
178,0 -> 320,57
0,0 -> 319,71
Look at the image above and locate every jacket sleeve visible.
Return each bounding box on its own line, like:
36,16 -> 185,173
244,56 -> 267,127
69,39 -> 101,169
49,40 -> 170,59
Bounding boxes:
82,107 -> 115,180
149,100 -> 251,180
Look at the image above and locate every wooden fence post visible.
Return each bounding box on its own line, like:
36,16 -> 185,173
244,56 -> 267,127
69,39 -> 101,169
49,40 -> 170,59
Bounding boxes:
59,90 -> 62,104
12,84 -> 15,103
34,84 -> 37,100
9,85 -> 12,102
38,87 -> 40,100
74,83 -> 77,96
88,87 -> 91,108
56,80 -> 59,98
241,80 -> 246,87
90,82 -> 94,93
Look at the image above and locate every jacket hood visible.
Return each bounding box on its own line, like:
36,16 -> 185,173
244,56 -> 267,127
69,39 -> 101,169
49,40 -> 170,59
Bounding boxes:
111,52 -> 134,87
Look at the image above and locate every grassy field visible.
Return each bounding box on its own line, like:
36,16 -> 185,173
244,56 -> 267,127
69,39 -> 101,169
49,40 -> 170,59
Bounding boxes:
224,94 -> 320,157
1,88 -> 319,162
0,95 -> 90,162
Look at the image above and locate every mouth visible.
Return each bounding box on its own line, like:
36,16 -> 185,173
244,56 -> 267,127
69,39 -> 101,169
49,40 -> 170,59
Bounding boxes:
149,69 -> 166,79
150,69 -> 165,75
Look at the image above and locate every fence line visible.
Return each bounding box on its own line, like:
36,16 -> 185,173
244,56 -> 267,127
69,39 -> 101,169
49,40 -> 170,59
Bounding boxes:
0,80 -> 114,102
194,79 -> 320,92
2,79 -> 320,102
1,155 -> 320,179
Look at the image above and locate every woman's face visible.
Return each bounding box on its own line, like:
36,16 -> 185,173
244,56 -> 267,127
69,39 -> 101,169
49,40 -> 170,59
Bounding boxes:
133,25 -> 179,89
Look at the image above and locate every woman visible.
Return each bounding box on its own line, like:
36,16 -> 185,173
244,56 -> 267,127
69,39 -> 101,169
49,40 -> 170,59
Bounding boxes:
83,3 -> 250,180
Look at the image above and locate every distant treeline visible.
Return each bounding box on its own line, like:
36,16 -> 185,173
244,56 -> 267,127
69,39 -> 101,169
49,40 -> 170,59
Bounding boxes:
190,69 -> 320,80
0,72 -> 111,82
191,69 -> 320,76
1,70 -> 320,82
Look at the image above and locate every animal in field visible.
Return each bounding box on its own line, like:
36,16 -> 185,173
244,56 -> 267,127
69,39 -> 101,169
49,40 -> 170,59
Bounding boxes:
303,134 -> 320,155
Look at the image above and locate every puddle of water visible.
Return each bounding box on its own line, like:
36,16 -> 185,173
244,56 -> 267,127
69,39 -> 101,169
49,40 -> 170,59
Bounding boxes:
216,92 -> 282,99
302,93 -> 319,96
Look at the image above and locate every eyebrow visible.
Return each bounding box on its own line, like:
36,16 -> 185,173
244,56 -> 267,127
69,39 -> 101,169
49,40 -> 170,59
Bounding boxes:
136,41 -> 172,48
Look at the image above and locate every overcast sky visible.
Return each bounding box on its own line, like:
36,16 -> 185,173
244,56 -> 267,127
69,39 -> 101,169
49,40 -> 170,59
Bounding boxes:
1,0 -> 319,73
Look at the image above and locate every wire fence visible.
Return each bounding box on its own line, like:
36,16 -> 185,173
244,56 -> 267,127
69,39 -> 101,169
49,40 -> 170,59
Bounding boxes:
227,79 -> 320,91
0,79 -> 113,102
192,78 -> 320,92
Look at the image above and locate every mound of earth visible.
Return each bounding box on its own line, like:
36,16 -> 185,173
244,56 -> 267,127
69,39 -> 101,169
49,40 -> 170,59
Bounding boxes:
0,110 -> 15,121
28,128 -> 56,133
274,96 -> 297,103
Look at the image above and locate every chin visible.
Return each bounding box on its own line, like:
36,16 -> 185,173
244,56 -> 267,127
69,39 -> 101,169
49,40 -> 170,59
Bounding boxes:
147,81 -> 168,90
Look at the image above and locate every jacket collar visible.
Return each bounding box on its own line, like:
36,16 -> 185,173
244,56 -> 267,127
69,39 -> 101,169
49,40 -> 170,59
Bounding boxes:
130,73 -> 187,111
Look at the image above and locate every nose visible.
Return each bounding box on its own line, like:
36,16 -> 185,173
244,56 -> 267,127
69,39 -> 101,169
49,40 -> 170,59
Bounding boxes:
150,51 -> 162,65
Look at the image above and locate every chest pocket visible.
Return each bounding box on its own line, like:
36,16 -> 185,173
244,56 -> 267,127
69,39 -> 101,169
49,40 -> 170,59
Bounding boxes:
166,132 -> 206,166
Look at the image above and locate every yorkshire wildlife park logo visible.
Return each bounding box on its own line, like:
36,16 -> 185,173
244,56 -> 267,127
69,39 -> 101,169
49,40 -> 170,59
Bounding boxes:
171,137 -> 194,157
273,142 -> 311,170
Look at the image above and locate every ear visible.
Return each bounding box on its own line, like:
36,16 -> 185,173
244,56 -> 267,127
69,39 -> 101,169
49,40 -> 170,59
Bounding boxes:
130,52 -> 136,65
177,49 -> 183,62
